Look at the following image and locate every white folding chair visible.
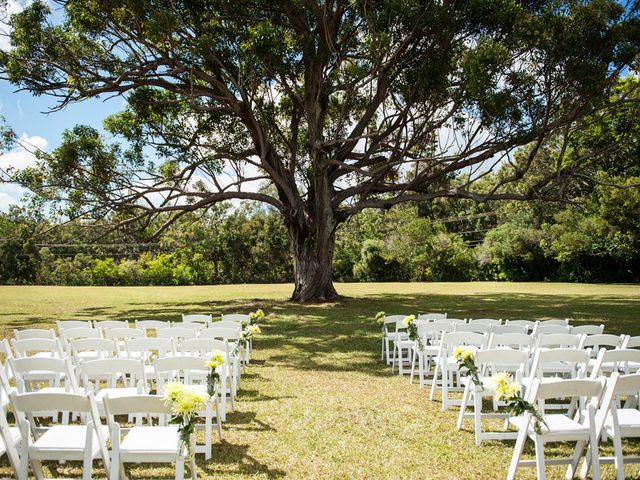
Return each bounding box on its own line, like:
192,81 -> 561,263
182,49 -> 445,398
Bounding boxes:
506,377 -> 605,480
581,334 -> 627,374
533,324 -> 571,336
104,393 -> 194,480
200,326 -> 242,340
79,358 -> 148,414
536,333 -> 583,350
11,391 -> 110,480
488,332 -> 534,353
103,328 -> 145,356
454,323 -> 492,334
589,348 -> 640,378
178,322 -> 206,332
182,314 -> 212,326
94,320 -> 130,330
134,320 -> 171,335
13,329 -> 55,341
576,372 -> 640,480
11,338 -> 63,359
221,313 -> 251,326
157,327 -> 197,346
380,315 -> 406,366
469,318 -> 502,326
572,324 -> 605,335
124,337 -> 174,380
10,357 -> 79,395
491,324 -> 528,335
391,318 -> 414,375
0,396 -> 21,479
56,320 -> 93,334
207,321 -> 242,332
505,319 -> 537,332
538,319 -> 570,326
154,356 -> 222,458
0,339 -> 14,382
61,328 -> 102,355
457,348 -> 529,445
71,338 -> 118,363
417,313 -> 447,321
410,323 -> 453,388
429,331 -> 488,410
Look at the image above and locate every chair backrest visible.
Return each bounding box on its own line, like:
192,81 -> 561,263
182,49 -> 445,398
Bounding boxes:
0,339 -> 13,380
63,327 -> 102,340
70,338 -> 117,360
104,327 -> 145,341
221,313 -> 251,325
610,372 -> 640,396
581,334 -> 625,351
536,333 -> 583,349
491,324 -> 528,335
199,327 -> 241,341
454,323 -> 492,334
505,320 -> 537,330
10,356 -> 79,392
474,348 -> 529,376
125,337 -> 174,359
134,320 -> 171,333
103,393 -> 172,418
417,313 -> 447,321
13,328 -> 55,340
56,320 -> 92,332
437,318 -> 466,325
530,348 -> 590,379
538,319 -> 570,326
572,324 -> 605,335
534,324 -> 571,336
469,318 -> 502,326
590,348 -> 640,378
95,320 -> 130,329
625,336 -> 640,349
209,320 -> 243,331
527,377 -> 604,403
11,338 -> 63,358
180,338 -> 229,356
79,358 -> 147,391
178,322 -> 205,332
153,355 -> 210,386
182,314 -> 212,324
441,332 -> 488,353
488,332 -> 534,351
156,327 -> 197,340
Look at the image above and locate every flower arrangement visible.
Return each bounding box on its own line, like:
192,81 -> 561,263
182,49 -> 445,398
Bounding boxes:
402,315 -> 424,350
249,309 -> 265,323
489,372 -> 547,434
452,346 -> 483,388
205,350 -> 225,397
163,382 -> 209,455
233,323 -> 262,358
375,311 -> 385,327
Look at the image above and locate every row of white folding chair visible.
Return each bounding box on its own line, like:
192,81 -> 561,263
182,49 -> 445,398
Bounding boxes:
1,390 -> 196,480
507,371 -> 640,480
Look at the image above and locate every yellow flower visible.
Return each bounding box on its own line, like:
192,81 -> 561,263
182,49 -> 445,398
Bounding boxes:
490,372 -> 521,402
402,315 -> 415,326
172,389 -> 209,415
162,381 -> 185,402
452,347 -> 474,362
248,325 -> 261,335
206,350 -> 225,369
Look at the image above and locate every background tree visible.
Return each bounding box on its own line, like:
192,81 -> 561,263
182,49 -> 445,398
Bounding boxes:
1,0 -> 639,300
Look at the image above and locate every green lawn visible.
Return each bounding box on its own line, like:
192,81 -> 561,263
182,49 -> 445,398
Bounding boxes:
0,282 -> 639,479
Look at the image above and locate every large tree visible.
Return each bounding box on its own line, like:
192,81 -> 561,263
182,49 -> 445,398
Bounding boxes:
1,0 -> 639,301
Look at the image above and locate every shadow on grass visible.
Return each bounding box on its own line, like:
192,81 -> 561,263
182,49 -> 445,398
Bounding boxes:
204,441 -> 287,478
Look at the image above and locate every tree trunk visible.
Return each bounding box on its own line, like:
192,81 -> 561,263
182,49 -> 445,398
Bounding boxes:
288,218 -> 340,303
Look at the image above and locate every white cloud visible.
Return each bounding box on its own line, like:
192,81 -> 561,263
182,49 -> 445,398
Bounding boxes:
0,0 -> 35,51
0,132 -> 47,211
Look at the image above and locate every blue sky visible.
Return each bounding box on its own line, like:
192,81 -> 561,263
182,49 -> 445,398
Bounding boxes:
0,81 -> 124,211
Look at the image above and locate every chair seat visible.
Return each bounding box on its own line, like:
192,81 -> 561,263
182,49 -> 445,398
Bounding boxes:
120,425 -> 180,456
521,376 -> 566,388
509,414 -> 591,441
412,345 -> 439,355
29,425 -> 109,460
605,408 -> 640,437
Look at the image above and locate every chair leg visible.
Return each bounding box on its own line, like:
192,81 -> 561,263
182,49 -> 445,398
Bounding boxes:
534,438 -> 546,480
473,392 -> 483,446
429,363 -> 439,401
566,440 -> 586,480
214,395 -> 223,441
175,457 -> 185,480
31,460 -> 44,480
410,349 -> 416,383
205,405 -> 213,460
190,455 -> 197,480
612,428 -> 625,480
441,368 -> 449,411
456,385 -> 470,430
589,428 -> 601,480
507,429 -> 527,480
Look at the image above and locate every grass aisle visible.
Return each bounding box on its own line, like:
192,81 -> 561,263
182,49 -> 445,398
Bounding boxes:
0,282 -> 638,479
